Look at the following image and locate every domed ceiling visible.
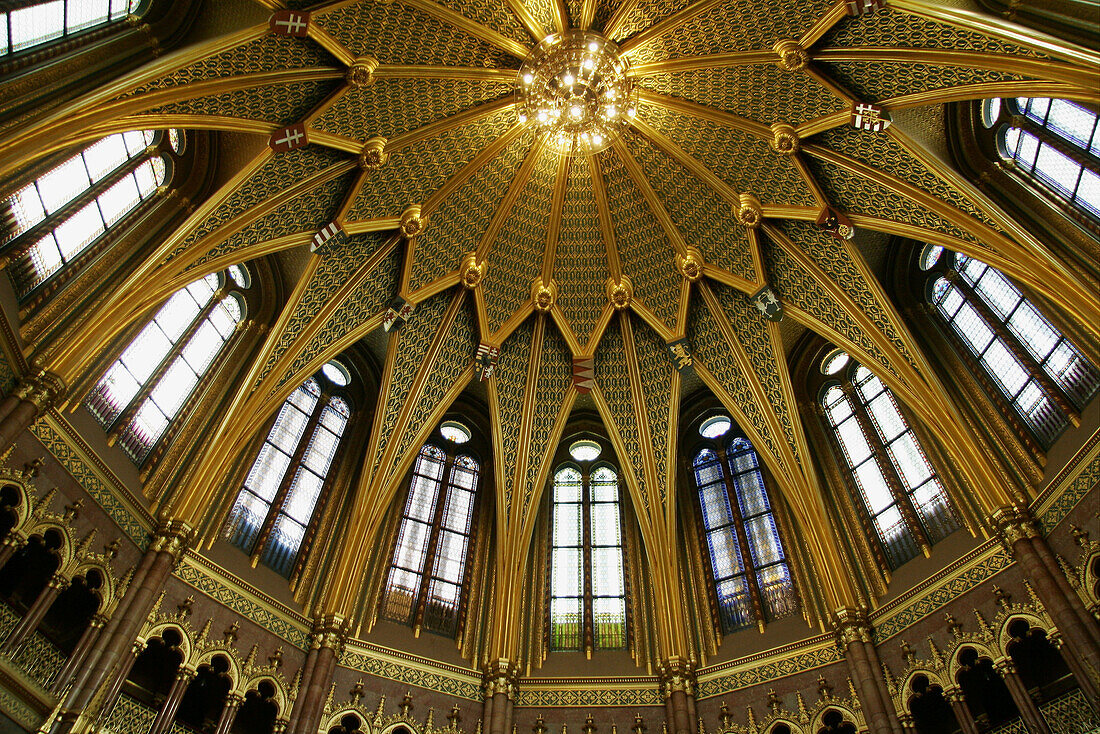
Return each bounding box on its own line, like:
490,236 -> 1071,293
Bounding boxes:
16,0 -> 1100,631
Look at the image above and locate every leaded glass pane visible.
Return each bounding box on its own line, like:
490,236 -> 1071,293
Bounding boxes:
592,596 -> 626,649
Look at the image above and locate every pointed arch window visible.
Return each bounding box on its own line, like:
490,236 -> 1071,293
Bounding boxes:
2,129 -> 175,296
381,423 -> 480,637
85,271 -> 244,463
928,249 -> 1099,447
987,97 -> 1099,221
549,448 -> 628,653
822,357 -> 959,569
691,429 -> 797,633
1,0 -> 142,57
225,363 -> 352,577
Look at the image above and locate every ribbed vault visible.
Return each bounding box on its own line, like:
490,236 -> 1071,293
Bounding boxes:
5,0 -> 1099,664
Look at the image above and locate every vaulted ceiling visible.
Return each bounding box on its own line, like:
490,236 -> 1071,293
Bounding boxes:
10,0 -> 1099,650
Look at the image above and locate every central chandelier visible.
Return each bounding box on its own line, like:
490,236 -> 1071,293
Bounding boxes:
516,31 -> 637,156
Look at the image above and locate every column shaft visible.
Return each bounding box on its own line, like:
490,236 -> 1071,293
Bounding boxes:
3,575 -> 63,651
997,664 -> 1051,734
946,689 -> 981,734
149,670 -> 193,734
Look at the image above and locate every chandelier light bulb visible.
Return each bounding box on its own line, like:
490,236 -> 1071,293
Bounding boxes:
515,30 -> 638,155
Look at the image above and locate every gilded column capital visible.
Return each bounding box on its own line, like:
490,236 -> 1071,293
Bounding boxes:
482,658 -> 519,699
310,613 -> 351,652
149,520 -> 195,560
14,370 -> 67,414
989,505 -> 1039,547
832,607 -> 874,647
657,657 -> 696,698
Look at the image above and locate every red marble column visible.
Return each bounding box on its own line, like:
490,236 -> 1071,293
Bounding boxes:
2,572 -> 66,652
483,658 -> 518,734
0,372 -> 65,451
291,615 -> 349,733
149,667 -> 196,734
0,531 -> 25,570
214,692 -> 243,734
49,521 -> 192,734
658,658 -> 696,734
835,609 -> 902,734
50,613 -> 106,695
944,687 -> 980,734
995,659 -> 1051,734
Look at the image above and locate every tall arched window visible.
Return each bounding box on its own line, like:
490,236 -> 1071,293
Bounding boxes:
986,97 -> 1099,221
549,439 -> 628,653
690,417 -> 797,633
85,269 -> 244,463
821,352 -> 959,570
225,361 -> 352,577
2,129 -> 175,296
926,248 -> 1100,447
1,0 -> 141,57
380,420 -> 480,637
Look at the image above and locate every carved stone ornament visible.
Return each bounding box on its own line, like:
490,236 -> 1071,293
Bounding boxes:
460,252 -> 487,289
346,56 -> 379,88
607,275 -> 633,310
737,193 -> 763,228
399,205 -> 425,238
15,370 -> 67,413
832,607 -> 873,647
359,136 -> 389,170
149,520 -> 195,560
770,123 -> 800,154
483,658 -> 519,699
532,277 -> 557,311
657,657 -> 696,697
773,39 -> 808,72
676,247 -> 704,282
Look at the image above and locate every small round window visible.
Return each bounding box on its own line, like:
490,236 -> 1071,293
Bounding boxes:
699,415 -> 731,438
919,244 -> 944,271
229,264 -> 251,289
322,361 -> 350,387
441,420 -> 471,443
569,439 -> 601,462
821,349 -> 851,375
982,98 -> 1002,129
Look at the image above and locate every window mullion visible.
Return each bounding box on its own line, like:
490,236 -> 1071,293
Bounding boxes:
413,452 -> 455,635
3,151 -> 155,259
1016,115 -> 1100,172
842,384 -> 931,556
104,292 -> 222,438
949,270 -> 1079,421
582,468 -> 594,656
717,448 -> 767,630
249,393 -> 328,563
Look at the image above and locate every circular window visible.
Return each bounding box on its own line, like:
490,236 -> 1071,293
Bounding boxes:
440,420 -> 471,443
322,361 -> 350,387
229,264 -> 251,289
982,98 -> 1002,129
821,349 -> 851,375
168,129 -> 185,154
699,415 -> 731,438
569,439 -> 601,462
919,244 -> 944,271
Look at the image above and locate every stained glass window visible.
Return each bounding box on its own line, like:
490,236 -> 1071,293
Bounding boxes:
549,461 -> 627,652
692,433 -> 796,634
2,129 -> 174,296
1,0 -> 141,57
381,432 -> 480,637
822,357 -> 959,569
995,97 -> 1100,220
931,252 -> 1099,446
85,271 -> 243,463
225,366 -> 351,577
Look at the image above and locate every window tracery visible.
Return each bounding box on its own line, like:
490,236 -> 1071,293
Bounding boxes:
549,445 -> 628,653
1,0 -> 142,58
2,129 -> 176,297
225,362 -> 352,577
380,420 -> 480,637
85,270 -> 244,463
986,97 -> 1099,222
927,249 -> 1099,447
690,420 -> 797,633
820,356 -> 959,570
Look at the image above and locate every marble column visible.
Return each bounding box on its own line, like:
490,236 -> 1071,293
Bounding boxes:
50,612 -> 106,695
0,371 -> 66,451
483,659 -> 518,734
49,520 -> 193,734
214,692 -> 244,734
149,667 -> 196,734
658,658 -> 696,734
835,609 -> 902,734
944,687 -> 980,734
995,659 -> 1051,734
2,571 -> 66,652
291,614 -> 349,733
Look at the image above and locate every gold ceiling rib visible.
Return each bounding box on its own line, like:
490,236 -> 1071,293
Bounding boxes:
578,0 -> 598,30
637,91 -> 773,141
788,155 -> 829,209
609,140 -> 687,258
801,65 -> 857,106
745,227 -> 767,287
373,65 -> 519,82
881,81 -> 1100,109
541,155 -> 572,282
550,0 -> 570,34
307,23 -> 357,66
618,0 -> 728,56
403,0 -> 532,58
307,131 -> 364,153
890,0 -> 1100,67
421,127 -> 528,216
629,51 -> 778,76
795,111 -> 850,139
344,218 -> 403,235
504,0 -> 550,42
475,139 -> 547,262
813,48 -> 1100,91
628,301 -> 676,343
335,170 -> 370,224
588,155 -> 623,281
601,0 -> 641,40
630,118 -> 743,208
77,115 -> 278,144
798,0 -> 850,49
384,96 -> 516,153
